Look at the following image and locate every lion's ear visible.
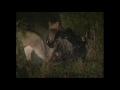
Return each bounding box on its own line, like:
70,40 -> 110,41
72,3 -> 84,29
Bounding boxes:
56,22 -> 59,27
48,22 -> 51,26
48,22 -> 51,29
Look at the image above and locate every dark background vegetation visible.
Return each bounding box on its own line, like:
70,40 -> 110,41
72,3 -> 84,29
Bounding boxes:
16,12 -> 104,78
16,12 -> 61,29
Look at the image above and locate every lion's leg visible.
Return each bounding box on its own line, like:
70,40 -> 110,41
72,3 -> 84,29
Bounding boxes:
24,46 -> 33,60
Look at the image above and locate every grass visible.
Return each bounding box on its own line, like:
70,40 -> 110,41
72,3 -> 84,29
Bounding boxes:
16,58 -> 103,78
16,12 -> 104,78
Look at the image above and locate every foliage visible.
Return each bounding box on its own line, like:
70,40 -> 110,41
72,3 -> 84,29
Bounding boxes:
16,19 -> 27,55
16,58 -> 103,78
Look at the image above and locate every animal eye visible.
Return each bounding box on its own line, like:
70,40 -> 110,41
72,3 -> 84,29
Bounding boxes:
46,40 -> 48,43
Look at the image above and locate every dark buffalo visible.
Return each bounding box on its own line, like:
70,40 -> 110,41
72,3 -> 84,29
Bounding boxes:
46,28 -> 87,62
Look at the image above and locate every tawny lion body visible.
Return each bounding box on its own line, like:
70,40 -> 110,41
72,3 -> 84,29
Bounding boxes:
16,31 -> 56,61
